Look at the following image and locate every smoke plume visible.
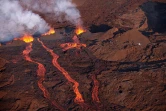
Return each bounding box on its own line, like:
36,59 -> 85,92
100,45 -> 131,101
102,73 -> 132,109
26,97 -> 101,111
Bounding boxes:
21,0 -> 82,26
0,0 -> 49,43
0,0 -> 83,43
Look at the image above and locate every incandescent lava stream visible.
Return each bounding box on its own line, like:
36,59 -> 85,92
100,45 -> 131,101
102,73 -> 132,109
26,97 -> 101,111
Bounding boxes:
91,75 -> 100,103
37,38 -> 85,105
23,43 -> 50,98
23,43 -> 65,111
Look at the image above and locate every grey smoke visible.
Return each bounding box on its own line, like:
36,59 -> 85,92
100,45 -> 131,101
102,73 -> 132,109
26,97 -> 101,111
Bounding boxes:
0,0 -> 49,42
21,0 -> 82,26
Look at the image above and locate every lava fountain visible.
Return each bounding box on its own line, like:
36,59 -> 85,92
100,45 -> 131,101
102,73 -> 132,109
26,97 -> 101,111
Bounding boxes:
19,34 -> 34,43
43,28 -> 55,36
75,26 -> 86,35
37,38 -> 85,105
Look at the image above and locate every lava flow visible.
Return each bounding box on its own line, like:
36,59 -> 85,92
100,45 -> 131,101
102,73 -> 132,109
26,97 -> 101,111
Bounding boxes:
60,43 -> 86,51
37,38 -> 85,104
91,75 -> 100,103
23,43 -> 49,98
23,43 -> 65,111
60,35 -> 86,51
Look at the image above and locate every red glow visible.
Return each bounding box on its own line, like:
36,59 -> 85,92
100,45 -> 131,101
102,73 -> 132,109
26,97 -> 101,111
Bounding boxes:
72,35 -> 80,43
60,35 -> 86,51
91,75 -> 100,103
60,43 -> 86,51
37,38 -> 85,104
23,43 -> 65,111
23,43 -> 50,98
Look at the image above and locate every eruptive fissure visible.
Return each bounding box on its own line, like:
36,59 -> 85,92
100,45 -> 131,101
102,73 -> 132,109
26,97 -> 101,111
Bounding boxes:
37,38 -> 85,105
23,43 -> 65,111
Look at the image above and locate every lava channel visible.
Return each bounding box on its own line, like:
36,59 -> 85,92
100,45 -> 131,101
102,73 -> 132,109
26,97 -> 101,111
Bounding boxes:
91,75 -> 100,103
23,43 -> 65,111
37,38 -> 85,105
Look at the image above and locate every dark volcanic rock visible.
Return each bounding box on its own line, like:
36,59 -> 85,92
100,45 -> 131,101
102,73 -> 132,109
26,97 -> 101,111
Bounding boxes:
0,58 -> 7,71
141,1 -> 166,33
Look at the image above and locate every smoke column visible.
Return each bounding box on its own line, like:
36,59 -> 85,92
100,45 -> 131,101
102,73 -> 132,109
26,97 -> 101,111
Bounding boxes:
21,0 -> 83,26
0,0 -> 49,42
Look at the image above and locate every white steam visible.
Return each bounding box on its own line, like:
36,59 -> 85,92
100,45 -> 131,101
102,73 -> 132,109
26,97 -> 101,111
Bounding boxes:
54,0 -> 82,25
0,0 -> 49,42
21,0 -> 82,26
0,0 -> 83,42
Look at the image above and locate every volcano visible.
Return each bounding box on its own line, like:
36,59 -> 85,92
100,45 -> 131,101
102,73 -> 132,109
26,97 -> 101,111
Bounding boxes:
0,0 -> 166,111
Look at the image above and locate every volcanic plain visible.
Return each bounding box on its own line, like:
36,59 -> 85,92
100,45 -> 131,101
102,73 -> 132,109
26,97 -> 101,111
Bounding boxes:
0,0 -> 166,111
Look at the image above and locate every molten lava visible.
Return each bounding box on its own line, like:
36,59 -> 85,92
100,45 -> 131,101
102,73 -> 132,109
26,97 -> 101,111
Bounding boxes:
23,43 -> 50,98
20,34 -> 34,43
37,38 -> 85,104
91,75 -> 100,103
60,35 -> 86,51
23,43 -> 65,111
43,28 -> 55,35
60,43 -> 86,51
75,26 -> 86,35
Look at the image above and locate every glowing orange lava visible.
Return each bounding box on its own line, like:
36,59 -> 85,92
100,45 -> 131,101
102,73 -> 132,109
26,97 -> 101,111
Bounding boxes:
75,26 -> 86,35
60,35 -> 86,51
37,38 -> 84,104
23,43 -> 50,98
60,43 -> 86,51
20,34 -> 34,43
23,43 -> 65,111
91,75 -> 100,103
43,28 -> 55,35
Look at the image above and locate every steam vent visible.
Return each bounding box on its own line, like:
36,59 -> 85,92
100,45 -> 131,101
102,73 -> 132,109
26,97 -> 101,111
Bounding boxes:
0,0 -> 166,111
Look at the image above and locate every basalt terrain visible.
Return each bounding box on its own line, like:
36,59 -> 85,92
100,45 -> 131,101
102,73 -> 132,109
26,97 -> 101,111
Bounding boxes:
0,0 -> 166,111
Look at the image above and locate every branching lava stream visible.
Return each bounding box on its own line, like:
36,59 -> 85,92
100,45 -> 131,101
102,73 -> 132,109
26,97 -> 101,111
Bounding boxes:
23,43 -> 65,111
37,38 -> 85,105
